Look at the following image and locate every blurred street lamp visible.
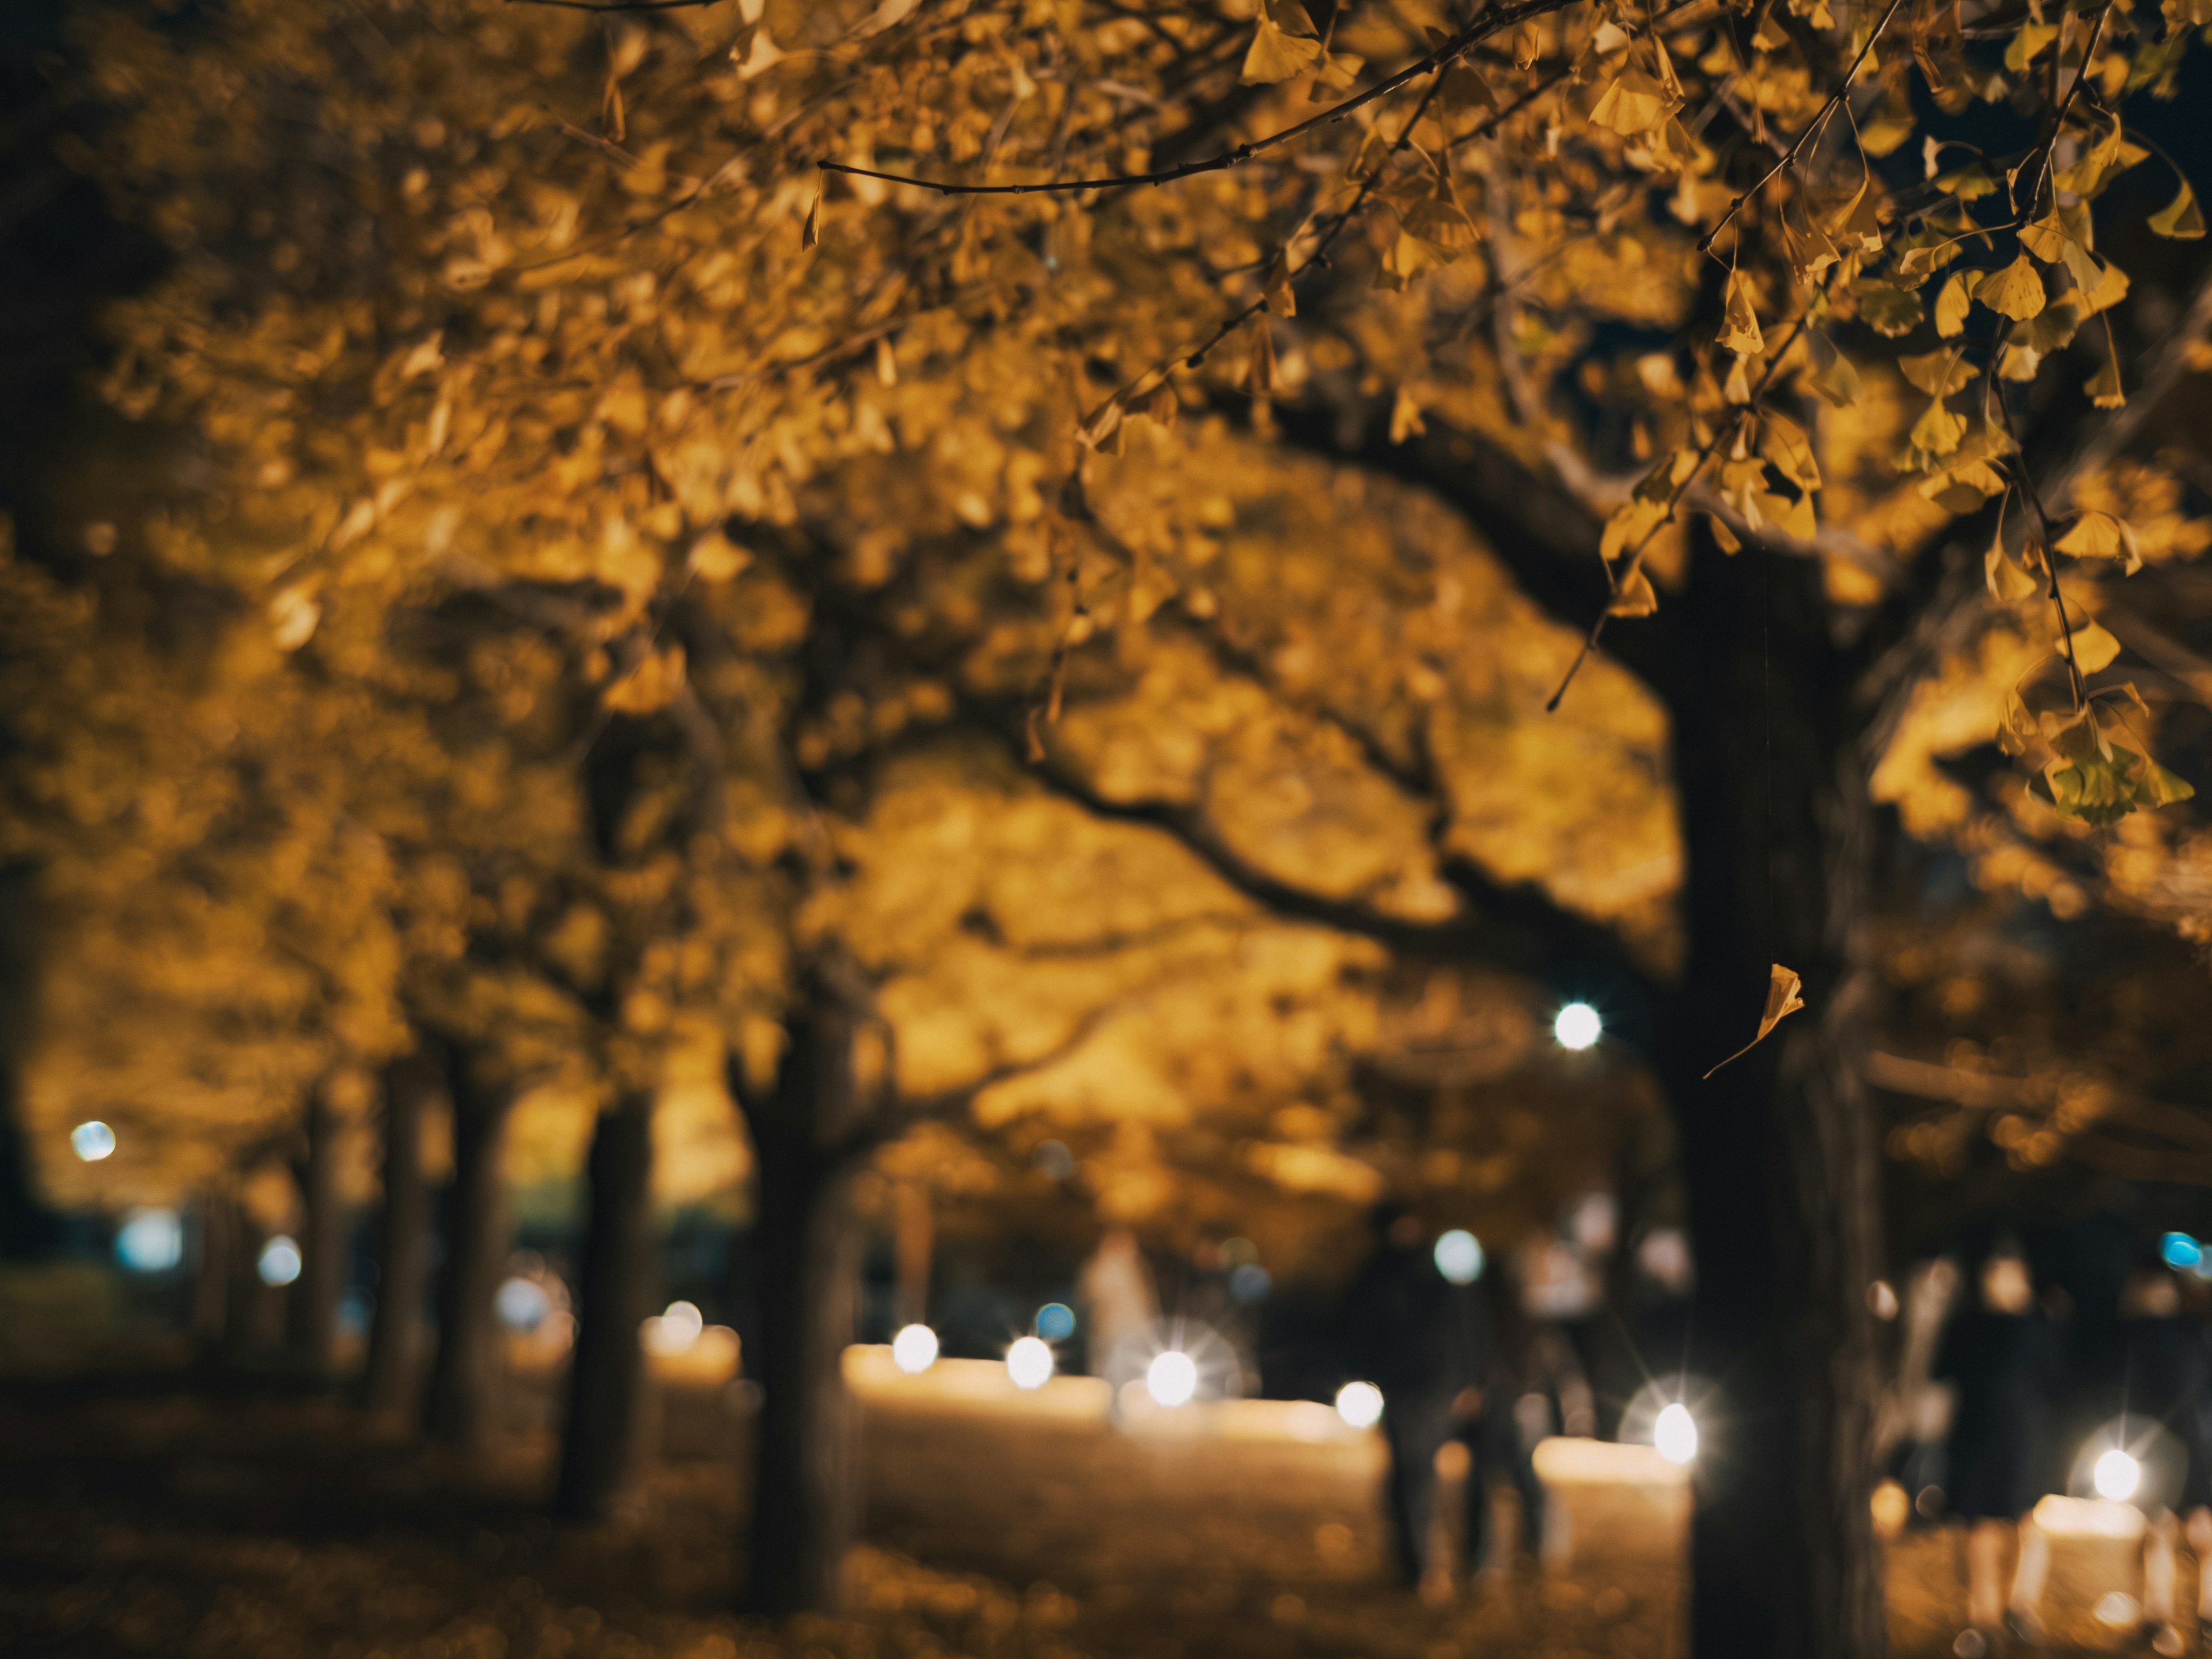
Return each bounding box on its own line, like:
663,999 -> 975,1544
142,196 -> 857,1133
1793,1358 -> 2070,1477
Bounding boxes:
892,1323 -> 940,1374
115,1208 -> 182,1273
1335,1380 -> 1384,1429
256,1234 -> 302,1286
1006,1335 -> 1054,1389
1146,1349 -> 1199,1407
2094,1448 -> 2143,1501
1654,1402 -> 1699,1464
1554,1002 -> 1602,1050
1434,1229 -> 1484,1285
71,1121 -> 116,1162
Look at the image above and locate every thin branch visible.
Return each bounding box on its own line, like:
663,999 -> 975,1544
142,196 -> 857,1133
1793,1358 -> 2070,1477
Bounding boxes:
1992,362 -> 2086,710
1696,0 -> 1911,256
506,0 -> 730,11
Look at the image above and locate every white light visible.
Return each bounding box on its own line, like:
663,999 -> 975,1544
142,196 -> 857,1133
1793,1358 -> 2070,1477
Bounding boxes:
644,1300 -> 705,1356
1434,1229 -> 1484,1285
1654,1402 -> 1699,1464
256,1234 -> 302,1286
1146,1349 -> 1199,1407
1335,1380 -> 1385,1429
71,1121 -> 116,1162
115,1207 -> 183,1273
892,1323 -> 940,1374
2094,1448 -> 2142,1501
1006,1335 -> 1055,1389
1554,1002 -> 1602,1050
495,1275 -> 550,1331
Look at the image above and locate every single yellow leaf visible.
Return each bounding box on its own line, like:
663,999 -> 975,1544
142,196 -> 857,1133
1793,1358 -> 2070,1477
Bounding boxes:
1590,69 -> 1677,135
2055,509 -> 2143,573
2017,210 -> 2073,264
1241,9 -> 1324,84
2149,179 -> 2207,240
1703,964 -> 1808,1078
1389,385 -> 1426,444
2071,620 -> 2122,675
802,195 -> 820,249
1897,350 -> 1977,397
1717,268 -> 1763,355
1607,566 -> 1659,616
1402,175 -> 1479,253
2085,353 -> 2125,410
1909,397 -> 1967,457
1985,539 -> 2041,601
1513,20 -> 1541,68
1975,255 -> 2046,321
1263,249 -> 1297,317
1934,272 -> 1972,338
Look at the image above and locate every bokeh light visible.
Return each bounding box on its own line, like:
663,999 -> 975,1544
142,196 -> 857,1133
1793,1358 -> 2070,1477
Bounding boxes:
643,1300 -> 704,1356
1145,1350 -> 1198,1407
1335,1380 -> 1384,1429
1229,1262 -> 1272,1302
1035,1301 -> 1076,1341
1654,1402 -> 1699,1464
2093,1448 -> 2142,1501
1554,1001 -> 1602,1050
892,1323 -> 940,1373
114,1208 -> 183,1273
256,1234 -> 302,1286
495,1275 -> 550,1331
70,1120 -> 116,1162
1006,1335 -> 1055,1389
1433,1229 -> 1484,1285
2161,1232 -> 2200,1270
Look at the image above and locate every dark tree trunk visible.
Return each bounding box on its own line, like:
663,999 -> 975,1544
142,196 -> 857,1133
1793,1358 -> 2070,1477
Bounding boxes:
364,1047 -> 435,1422
425,1044 -> 513,1452
191,1190 -> 236,1355
734,982 -> 868,1616
290,1086 -> 345,1376
1656,542 -> 1887,1659
555,1090 -> 657,1521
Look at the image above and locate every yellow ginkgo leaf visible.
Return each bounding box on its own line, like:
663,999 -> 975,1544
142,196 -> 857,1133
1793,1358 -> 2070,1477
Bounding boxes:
1934,272 -> 1972,338
1402,175 -> 1479,253
1263,249 -> 1296,317
2149,179 -> 2206,240
1241,8 -> 1323,84
1590,69 -> 1677,135
1909,397 -> 1967,457
1975,254 -> 2047,321
1389,385 -> 1426,444
1607,566 -> 1659,616
2070,620 -> 2122,675
2085,353 -> 2125,410
2017,210 -> 2073,264
1897,350 -> 1978,396
1717,268 -> 1763,355
2055,509 -> 2143,573
1985,539 -> 2041,601
1512,20 -> 1541,68
1703,964 -> 1807,1078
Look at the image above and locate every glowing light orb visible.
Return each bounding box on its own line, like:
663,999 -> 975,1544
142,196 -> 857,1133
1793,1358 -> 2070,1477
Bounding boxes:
1554,1002 -> 1602,1051
1335,1380 -> 1385,1429
2162,1232 -> 2201,1271
1035,1301 -> 1077,1341
115,1208 -> 183,1273
1434,1229 -> 1484,1285
2094,1448 -> 2142,1502
1006,1335 -> 1055,1389
71,1121 -> 116,1162
495,1275 -> 550,1331
1654,1402 -> 1699,1464
891,1323 -> 940,1374
1146,1349 -> 1199,1407
256,1234 -> 302,1286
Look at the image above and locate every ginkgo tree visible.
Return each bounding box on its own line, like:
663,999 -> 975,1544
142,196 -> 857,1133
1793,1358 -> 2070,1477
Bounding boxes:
48,0 -> 2212,1654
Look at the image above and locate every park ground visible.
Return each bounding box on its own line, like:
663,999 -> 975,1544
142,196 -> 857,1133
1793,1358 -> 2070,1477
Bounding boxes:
0,1360 -> 2179,1659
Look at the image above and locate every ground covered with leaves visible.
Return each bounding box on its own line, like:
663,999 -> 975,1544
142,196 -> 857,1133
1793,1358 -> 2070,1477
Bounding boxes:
0,1376 -> 2175,1659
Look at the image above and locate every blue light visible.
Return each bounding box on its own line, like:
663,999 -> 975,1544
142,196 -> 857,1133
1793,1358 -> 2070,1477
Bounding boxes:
1434,1229 -> 1484,1284
115,1208 -> 183,1273
1229,1263 -> 1272,1302
1035,1301 -> 1076,1341
2161,1232 -> 2201,1270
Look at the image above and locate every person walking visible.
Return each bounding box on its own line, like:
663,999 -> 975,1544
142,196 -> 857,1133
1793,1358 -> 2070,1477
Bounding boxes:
1934,1241 -> 2061,1657
1343,1205 -> 1485,1593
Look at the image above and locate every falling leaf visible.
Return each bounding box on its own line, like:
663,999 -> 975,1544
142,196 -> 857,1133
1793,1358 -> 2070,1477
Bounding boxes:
1934,273 -> 1971,338
1703,964 -> 1807,1077
2149,179 -> 2206,240
1241,6 -> 1323,84
1974,255 -> 2046,321
1717,268 -> 1763,355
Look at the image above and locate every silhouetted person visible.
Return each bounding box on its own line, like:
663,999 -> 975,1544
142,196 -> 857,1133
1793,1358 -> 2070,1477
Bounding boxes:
1935,1245 -> 2060,1656
1343,1206 -> 1486,1590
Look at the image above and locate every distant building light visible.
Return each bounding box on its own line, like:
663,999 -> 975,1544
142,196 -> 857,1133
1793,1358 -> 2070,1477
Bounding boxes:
115,1208 -> 183,1274
257,1235 -> 302,1287
1434,1229 -> 1484,1285
1006,1335 -> 1055,1389
1335,1380 -> 1384,1429
1554,1002 -> 1602,1051
1146,1350 -> 1199,1408
892,1323 -> 940,1374
71,1121 -> 116,1162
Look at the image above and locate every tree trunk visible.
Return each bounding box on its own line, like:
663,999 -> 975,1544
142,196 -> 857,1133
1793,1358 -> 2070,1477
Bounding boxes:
364,1048 -> 434,1422
555,1090 -> 657,1522
1656,543 -> 1887,1659
424,1044 -> 513,1452
893,1180 -> 931,1328
290,1086 -> 345,1376
734,981 -> 868,1616
191,1189 -> 235,1355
